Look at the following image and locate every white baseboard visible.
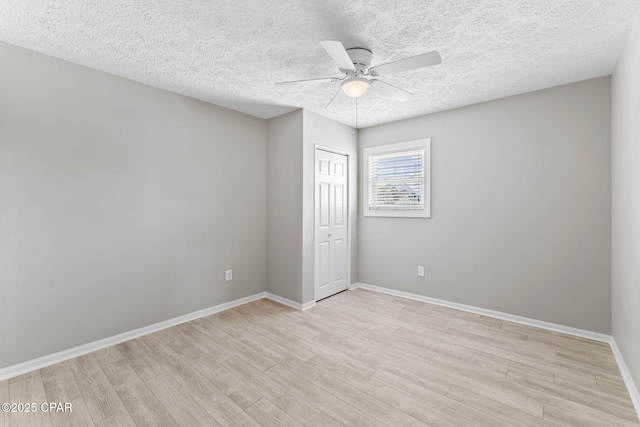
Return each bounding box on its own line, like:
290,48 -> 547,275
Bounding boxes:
350,282 -> 610,343
610,338 -> 640,419
265,292 -> 316,311
0,289 -> 318,381
0,292 -> 266,381
301,300 -> 317,310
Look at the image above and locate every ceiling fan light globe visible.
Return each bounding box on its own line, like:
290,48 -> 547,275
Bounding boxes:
341,78 -> 370,98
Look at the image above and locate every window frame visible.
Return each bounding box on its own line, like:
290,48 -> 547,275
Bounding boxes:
362,138 -> 431,218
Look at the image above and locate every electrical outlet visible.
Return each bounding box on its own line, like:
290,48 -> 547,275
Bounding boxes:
225,270 -> 233,281
417,266 -> 425,277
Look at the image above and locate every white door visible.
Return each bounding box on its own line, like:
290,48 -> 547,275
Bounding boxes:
315,149 -> 348,301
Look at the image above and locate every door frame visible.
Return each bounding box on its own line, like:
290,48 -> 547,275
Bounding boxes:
314,144 -> 351,301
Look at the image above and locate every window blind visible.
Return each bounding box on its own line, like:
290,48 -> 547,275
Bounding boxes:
368,148 -> 425,210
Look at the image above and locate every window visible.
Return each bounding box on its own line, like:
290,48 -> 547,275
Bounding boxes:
363,139 -> 431,218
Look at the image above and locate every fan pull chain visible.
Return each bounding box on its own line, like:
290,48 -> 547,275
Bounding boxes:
355,90 -> 358,129
355,75 -> 359,129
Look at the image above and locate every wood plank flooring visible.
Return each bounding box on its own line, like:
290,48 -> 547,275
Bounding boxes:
2,289 -> 638,426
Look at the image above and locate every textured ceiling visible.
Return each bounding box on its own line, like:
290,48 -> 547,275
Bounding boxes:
1,1 -> 639,128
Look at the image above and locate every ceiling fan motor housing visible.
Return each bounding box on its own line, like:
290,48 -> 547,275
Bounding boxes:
346,48 -> 373,73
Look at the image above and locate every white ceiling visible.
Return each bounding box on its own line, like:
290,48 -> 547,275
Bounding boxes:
1,1 -> 639,128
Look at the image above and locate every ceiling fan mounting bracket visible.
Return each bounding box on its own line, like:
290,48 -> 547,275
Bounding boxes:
345,47 -> 373,72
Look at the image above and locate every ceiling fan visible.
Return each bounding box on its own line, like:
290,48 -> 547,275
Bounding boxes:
276,40 -> 441,108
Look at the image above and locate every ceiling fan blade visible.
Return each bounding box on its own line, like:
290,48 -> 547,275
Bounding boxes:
369,51 -> 441,76
320,40 -> 356,71
369,80 -> 412,101
326,88 -> 348,109
275,77 -> 338,86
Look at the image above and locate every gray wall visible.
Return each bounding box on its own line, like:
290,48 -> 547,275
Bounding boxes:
302,111 -> 358,304
266,110 -> 358,305
266,110 -> 304,303
0,42 -> 267,369
359,77 -> 612,333
612,11 -> 640,396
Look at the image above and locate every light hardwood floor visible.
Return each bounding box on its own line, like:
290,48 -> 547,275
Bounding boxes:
2,289 -> 638,426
